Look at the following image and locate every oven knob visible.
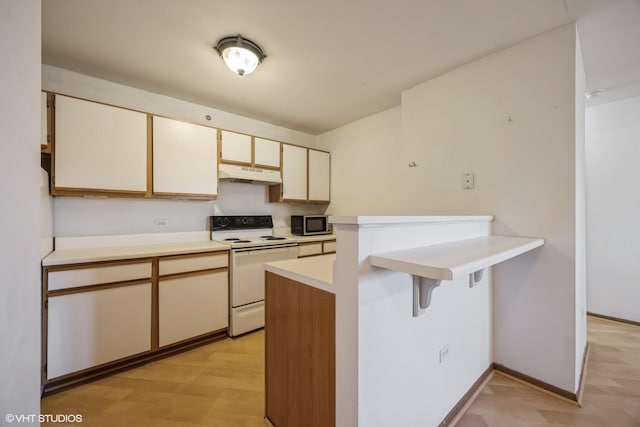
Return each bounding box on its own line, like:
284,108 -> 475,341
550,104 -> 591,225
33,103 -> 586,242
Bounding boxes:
241,217 -> 248,225
215,217 -> 229,228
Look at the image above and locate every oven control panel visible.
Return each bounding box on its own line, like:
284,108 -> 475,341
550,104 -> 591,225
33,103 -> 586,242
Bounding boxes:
211,215 -> 273,231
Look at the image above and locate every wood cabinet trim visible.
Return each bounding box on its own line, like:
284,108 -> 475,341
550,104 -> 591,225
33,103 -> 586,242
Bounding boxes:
159,250 -> 229,262
156,328 -> 227,351
44,348 -> 154,384
51,187 -> 148,197
298,241 -> 324,247
49,92 -> 57,192
146,114 -> 153,197
44,257 -> 153,274
47,278 -> 152,297
41,266 -> 49,385
251,136 -> 256,165
306,148 -> 310,203
151,258 -> 159,350
218,159 -> 254,167
41,92 -> 55,155
151,192 -> 218,200
158,266 -> 229,281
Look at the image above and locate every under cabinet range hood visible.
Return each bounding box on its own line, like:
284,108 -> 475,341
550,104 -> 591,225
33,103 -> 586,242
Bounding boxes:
218,163 -> 282,185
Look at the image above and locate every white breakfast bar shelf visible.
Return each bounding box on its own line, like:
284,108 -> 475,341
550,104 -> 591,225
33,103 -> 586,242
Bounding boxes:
369,235 -> 544,316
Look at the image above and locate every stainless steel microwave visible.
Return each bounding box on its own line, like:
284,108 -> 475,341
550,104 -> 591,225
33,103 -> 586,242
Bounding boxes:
290,215 -> 332,236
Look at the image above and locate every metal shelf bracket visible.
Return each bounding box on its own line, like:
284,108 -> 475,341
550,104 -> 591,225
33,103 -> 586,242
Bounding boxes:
413,276 -> 442,317
468,269 -> 484,288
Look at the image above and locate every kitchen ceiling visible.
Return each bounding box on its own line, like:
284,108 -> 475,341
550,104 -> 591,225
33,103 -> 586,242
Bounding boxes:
42,0 -> 640,135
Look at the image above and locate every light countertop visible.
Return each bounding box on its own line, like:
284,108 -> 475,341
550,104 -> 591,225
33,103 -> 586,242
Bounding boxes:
42,240 -> 230,266
264,254 -> 335,294
329,215 -> 495,225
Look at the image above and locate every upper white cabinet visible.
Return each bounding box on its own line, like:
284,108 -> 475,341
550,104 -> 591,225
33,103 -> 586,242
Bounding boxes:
53,95 -> 148,194
254,137 -> 281,169
281,144 -> 308,201
270,145 -> 330,204
220,132 -> 282,170
308,149 -> 330,202
153,116 -> 218,198
220,130 -> 252,164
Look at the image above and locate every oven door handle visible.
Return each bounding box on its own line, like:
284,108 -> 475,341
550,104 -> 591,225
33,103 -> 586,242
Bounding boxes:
232,244 -> 298,255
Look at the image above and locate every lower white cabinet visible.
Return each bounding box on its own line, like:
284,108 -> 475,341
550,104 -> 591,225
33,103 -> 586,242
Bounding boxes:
298,242 -> 323,257
159,270 -> 228,347
47,283 -> 152,379
298,239 -> 337,258
42,249 -> 230,390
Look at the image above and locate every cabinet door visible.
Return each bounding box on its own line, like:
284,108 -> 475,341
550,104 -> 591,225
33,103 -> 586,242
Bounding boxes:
308,149 -> 330,202
254,137 -> 281,169
220,130 -> 252,164
323,240 -> 337,254
298,242 -> 323,258
153,116 -> 218,197
159,270 -> 228,347
54,95 -> 147,193
282,144 -> 308,201
47,283 -> 152,379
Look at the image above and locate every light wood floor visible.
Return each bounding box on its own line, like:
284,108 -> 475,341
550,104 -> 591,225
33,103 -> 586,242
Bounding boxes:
41,331 -> 266,427
456,316 -> 640,427
42,316 -> 640,427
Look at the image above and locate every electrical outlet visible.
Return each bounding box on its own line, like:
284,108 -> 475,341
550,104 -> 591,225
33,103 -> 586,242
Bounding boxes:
154,219 -> 169,228
439,344 -> 450,364
463,173 -> 475,189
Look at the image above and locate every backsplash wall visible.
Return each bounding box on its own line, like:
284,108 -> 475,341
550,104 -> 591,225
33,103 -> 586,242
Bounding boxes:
53,181 -> 325,237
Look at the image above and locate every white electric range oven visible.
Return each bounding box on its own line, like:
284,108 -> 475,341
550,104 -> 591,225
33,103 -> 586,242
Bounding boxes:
211,215 -> 298,336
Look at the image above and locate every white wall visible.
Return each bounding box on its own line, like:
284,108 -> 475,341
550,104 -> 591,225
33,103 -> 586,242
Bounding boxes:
316,107 -> 403,215
319,24 -> 584,393
354,220 -> 493,427
0,0 -> 42,421
574,31 -> 588,390
400,24 -> 583,394
586,95 -> 640,323
43,66 -> 325,237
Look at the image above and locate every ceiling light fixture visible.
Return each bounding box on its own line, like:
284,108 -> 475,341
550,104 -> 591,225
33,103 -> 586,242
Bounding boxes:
214,34 -> 266,76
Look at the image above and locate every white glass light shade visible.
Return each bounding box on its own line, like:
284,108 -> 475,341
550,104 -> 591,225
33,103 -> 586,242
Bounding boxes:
222,47 -> 260,76
214,34 -> 266,76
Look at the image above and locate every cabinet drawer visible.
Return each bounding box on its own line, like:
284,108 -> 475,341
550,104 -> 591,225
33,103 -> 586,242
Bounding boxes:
159,251 -> 228,276
298,242 -> 323,257
47,283 -> 152,379
323,240 -> 337,253
47,261 -> 152,291
159,270 -> 228,346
